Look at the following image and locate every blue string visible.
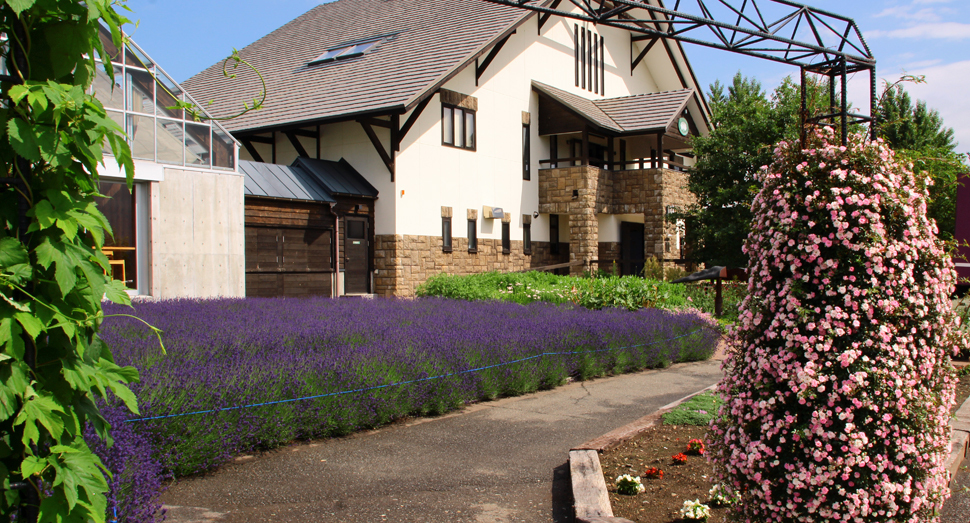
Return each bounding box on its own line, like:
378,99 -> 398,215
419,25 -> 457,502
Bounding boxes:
124,327 -> 710,423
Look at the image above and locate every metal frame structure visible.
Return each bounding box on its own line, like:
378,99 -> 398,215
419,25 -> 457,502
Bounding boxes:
482,0 -> 877,144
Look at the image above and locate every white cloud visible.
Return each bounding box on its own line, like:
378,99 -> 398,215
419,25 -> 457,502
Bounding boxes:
874,6 -> 941,21
848,60 -> 970,152
866,22 -> 970,40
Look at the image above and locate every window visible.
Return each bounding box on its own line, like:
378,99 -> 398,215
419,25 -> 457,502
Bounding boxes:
467,219 -> 478,253
442,216 -> 452,253
91,26 -> 236,169
522,122 -> 531,180
575,25 -> 605,95
502,222 -> 511,255
95,181 -> 138,289
550,214 -> 560,255
309,39 -> 380,66
442,104 -> 476,150
523,222 -> 532,255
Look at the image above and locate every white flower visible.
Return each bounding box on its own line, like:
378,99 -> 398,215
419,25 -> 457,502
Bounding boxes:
615,474 -> 645,495
709,483 -> 741,506
681,499 -> 712,520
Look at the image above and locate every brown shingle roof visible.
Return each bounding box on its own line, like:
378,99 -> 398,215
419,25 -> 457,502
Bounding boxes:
532,81 -> 694,134
183,0 -> 532,133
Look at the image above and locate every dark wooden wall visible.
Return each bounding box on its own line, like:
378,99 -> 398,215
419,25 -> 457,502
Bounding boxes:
245,197 -> 336,297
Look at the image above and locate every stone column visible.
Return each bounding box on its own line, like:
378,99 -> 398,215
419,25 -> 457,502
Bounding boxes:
643,169 -> 665,263
569,165 -> 599,275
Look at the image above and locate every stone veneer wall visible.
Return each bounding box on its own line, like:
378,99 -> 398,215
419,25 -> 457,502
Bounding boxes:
659,169 -> 695,266
538,166 -> 696,268
597,242 -> 621,274
372,236 -> 576,297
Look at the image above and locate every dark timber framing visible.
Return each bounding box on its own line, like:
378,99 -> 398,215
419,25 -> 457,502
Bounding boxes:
483,0 -> 877,144
237,95 -> 436,183
476,31 -> 515,86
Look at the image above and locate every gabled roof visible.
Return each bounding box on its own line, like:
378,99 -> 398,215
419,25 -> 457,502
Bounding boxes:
294,158 -> 379,199
183,0 -> 533,133
241,160 -> 336,202
532,81 -> 694,134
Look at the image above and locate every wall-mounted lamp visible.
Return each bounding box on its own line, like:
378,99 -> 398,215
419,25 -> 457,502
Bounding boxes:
533,211 -> 539,219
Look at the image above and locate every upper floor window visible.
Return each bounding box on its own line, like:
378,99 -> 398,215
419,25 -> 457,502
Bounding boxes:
442,104 -> 476,150
575,25 -> 604,95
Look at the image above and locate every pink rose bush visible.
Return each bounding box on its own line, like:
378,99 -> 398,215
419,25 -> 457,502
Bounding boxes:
709,128 -> 966,522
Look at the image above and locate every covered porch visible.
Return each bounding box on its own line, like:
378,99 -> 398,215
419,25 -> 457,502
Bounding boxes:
531,82 -> 705,275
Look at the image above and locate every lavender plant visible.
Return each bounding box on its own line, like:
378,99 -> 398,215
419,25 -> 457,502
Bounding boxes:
100,297 -> 719,483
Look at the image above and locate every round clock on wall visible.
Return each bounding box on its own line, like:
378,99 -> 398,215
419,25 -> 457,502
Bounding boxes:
677,117 -> 689,136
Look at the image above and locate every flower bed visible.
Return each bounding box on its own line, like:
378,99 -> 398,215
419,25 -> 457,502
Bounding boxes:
95,297 -> 720,521
602,372 -> 970,523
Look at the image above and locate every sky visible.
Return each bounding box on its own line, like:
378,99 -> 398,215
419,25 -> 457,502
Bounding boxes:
121,0 -> 970,154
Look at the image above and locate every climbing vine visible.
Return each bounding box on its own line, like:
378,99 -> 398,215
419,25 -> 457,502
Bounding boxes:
0,1 -> 141,521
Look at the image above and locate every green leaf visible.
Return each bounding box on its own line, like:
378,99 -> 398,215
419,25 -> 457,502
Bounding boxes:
77,260 -> 105,306
4,0 -> 36,16
0,382 -> 18,421
6,118 -> 40,162
16,393 -> 65,444
20,456 -> 45,478
13,312 -> 44,340
31,200 -> 56,230
103,278 -> 129,305
53,258 -> 78,297
35,237 -> 61,269
0,317 -> 25,360
0,238 -> 28,268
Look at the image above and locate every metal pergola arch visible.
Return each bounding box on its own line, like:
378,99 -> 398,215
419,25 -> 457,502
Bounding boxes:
483,0 -> 877,145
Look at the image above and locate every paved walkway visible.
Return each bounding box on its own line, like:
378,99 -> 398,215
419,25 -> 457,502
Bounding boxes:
161,359 -> 724,523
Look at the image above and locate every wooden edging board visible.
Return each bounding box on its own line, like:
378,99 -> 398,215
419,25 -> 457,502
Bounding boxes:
568,383 -> 970,523
568,384 -> 717,523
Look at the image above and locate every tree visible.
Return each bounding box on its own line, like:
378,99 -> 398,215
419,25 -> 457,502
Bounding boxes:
878,85 -> 965,241
685,73 -> 963,267
684,73 -> 830,267
0,2 -> 140,522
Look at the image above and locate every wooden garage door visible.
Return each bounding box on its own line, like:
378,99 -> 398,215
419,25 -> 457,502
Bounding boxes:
245,198 -> 335,298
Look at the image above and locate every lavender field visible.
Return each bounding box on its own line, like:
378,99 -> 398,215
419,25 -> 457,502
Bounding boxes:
98,297 -> 719,520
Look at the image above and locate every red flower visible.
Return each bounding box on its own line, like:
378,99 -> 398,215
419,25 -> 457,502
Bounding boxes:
672,453 -> 688,464
644,466 -> 664,479
687,438 -> 706,455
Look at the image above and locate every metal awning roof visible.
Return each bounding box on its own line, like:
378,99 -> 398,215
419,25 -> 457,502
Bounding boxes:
294,157 -> 379,199
532,81 -> 694,135
240,160 -> 335,202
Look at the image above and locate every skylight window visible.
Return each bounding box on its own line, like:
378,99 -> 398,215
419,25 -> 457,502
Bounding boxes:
309,39 -> 380,66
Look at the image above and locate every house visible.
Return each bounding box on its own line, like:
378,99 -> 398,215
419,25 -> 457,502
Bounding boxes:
92,29 -> 245,299
184,0 -> 711,298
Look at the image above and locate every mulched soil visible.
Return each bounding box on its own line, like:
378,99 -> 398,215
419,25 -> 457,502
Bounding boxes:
601,372 -> 970,523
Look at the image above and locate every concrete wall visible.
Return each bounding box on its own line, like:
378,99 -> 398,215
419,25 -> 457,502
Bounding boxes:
149,167 -> 245,298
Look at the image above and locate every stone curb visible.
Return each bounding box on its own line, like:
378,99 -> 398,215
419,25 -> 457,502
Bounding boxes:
568,384 -> 717,523
568,383 -> 970,523
946,391 -> 970,483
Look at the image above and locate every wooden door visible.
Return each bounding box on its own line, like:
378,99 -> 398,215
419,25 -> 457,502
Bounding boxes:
343,217 -> 369,294
620,222 -> 645,277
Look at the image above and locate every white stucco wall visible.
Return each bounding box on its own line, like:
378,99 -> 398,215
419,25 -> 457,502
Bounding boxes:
239,3 -> 705,243
598,213 -> 646,243
391,9 -> 704,243
149,168 -> 245,298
